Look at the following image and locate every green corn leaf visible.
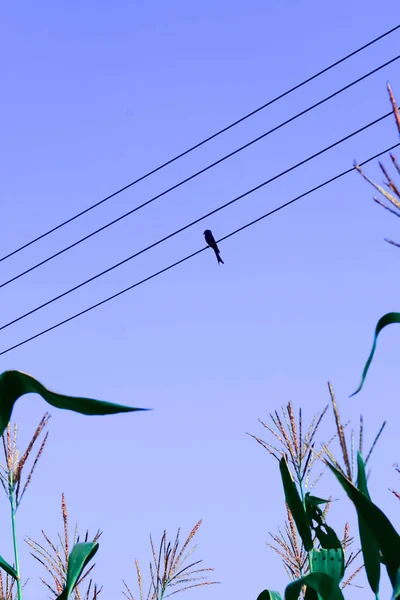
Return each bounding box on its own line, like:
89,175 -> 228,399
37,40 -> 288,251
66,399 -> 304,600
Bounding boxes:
392,568 -> 400,599
305,493 -> 341,550
0,555 -> 18,580
351,312 -> 400,396
312,525 -> 342,551
305,493 -> 328,507
310,548 -> 344,584
327,461 -> 400,586
279,456 -> 313,551
356,452 -> 380,595
285,573 -> 344,600
0,370 -> 147,436
305,493 -> 326,526
304,588 -> 319,600
256,590 -> 282,600
56,542 -> 98,600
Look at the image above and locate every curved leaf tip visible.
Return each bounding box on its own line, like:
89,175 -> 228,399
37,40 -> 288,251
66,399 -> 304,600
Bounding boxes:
56,542 -> 99,600
0,370 -> 148,436
351,312 -> 400,397
256,590 -> 282,600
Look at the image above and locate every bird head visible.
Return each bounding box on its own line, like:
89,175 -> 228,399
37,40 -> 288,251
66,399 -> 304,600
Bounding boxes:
203,229 -> 211,236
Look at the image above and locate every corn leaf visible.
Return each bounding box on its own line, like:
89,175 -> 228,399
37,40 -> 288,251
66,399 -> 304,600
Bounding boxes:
304,588 -> 318,600
285,573 -> 344,600
256,590 -> 282,600
56,542 -> 98,600
310,548 -> 344,584
351,312 -> 400,396
0,370 -> 147,436
0,555 -> 18,579
392,568 -> 400,600
356,452 -> 380,595
313,525 -> 341,551
327,461 -> 400,586
305,494 -> 341,550
279,456 -> 313,551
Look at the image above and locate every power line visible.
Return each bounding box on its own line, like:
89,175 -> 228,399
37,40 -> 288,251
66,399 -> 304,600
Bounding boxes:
1,55 -> 399,291
1,24 -> 399,265
0,111 -> 392,332
1,140 -> 398,358
2,141 -> 398,357
0,111 -> 393,331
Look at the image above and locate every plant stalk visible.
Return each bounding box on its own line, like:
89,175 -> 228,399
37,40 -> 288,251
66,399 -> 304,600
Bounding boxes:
298,474 -> 313,575
9,476 -> 22,600
159,582 -> 167,600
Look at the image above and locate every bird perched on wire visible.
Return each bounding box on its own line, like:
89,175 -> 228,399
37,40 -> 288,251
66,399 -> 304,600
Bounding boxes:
203,229 -> 224,264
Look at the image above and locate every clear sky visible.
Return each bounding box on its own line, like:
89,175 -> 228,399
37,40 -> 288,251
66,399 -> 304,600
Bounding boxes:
1,1 -> 400,599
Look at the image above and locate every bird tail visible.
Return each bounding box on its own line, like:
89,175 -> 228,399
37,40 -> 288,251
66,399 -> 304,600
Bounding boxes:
217,253 -> 224,265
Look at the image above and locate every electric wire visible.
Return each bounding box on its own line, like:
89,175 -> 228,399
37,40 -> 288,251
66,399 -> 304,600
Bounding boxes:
1,23 -> 399,264
1,141 -> 398,357
0,110 -> 392,332
1,54 -> 399,290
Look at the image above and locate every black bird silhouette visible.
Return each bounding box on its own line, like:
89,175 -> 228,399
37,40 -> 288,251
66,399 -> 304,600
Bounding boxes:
204,229 -> 224,264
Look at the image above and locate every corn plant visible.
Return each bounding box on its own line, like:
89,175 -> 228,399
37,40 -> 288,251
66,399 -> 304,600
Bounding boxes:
26,493 -> 102,600
0,414 -> 51,600
0,370 -> 216,600
0,368 -> 146,600
252,384 -> 388,599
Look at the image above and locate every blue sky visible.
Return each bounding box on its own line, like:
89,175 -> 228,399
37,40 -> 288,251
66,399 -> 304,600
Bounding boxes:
1,1 -> 400,598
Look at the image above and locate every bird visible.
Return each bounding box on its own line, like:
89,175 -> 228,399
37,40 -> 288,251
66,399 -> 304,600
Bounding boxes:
203,229 -> 224,264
